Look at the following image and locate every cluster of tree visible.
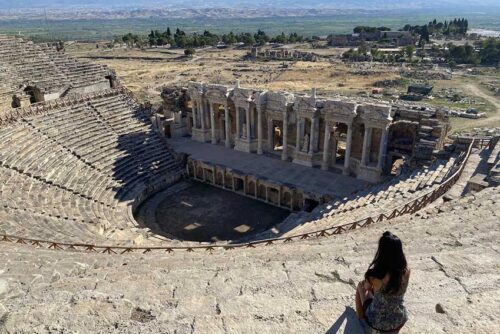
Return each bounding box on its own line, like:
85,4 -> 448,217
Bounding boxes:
115,33 -> 145,48
115,28 -> 306,49
402,18 -> 469,41
221,30 -> 305,46
444,39 -> 500,66
147,29 -> 219,48
353,26 -> 391,34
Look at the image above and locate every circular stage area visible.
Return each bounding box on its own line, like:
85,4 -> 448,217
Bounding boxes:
135,181 -> 291,242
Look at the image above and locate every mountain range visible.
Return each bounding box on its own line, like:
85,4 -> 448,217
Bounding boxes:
1,0 -> 500,10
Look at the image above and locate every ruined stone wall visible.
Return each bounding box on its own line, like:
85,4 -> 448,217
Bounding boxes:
162,82 -> 450,180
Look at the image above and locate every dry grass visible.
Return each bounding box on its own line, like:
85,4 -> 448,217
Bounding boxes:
68,43 -> 500,131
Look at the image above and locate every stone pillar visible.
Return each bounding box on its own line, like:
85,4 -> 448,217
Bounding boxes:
309,117 -> 316,154
343,123 -> 353,175
210,104 -> 216,144
224,105 -> 230,148
257,106 -> 263,154
296,118 -> 302,151
192,102 -> 198,129
361,126 -> 372,166
281,112 -> 288,161
235,106 -> 240,139
246,107 -> 251,142
332,136 -> 337,166
267,119 -> 273,151
200,100 -> 206,130
377,127 -> 389,170
321,123 -> 331,170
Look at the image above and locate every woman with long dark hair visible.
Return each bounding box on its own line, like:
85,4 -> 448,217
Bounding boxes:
355,231 -> 411,333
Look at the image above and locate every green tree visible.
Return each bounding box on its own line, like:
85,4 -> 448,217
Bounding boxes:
404,45 -> 416,61
184,48 -> 195,56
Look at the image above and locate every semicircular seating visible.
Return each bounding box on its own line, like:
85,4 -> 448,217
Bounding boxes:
0,91 -> 184,245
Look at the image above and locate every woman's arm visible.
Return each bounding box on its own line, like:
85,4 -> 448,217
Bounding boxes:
367,276 -> 384,292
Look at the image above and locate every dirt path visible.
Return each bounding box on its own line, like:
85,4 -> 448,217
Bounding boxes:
454,83 -> 500,130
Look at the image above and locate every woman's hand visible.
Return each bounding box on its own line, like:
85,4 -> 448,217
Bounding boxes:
363,278 -> 373,291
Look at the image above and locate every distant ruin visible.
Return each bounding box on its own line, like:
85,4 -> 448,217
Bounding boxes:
250,47 -> 318,62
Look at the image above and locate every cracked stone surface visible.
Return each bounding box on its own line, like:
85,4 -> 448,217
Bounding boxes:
0,186 -> 498,333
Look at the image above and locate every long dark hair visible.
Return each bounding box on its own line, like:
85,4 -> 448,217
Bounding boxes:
365,231 -> 407,294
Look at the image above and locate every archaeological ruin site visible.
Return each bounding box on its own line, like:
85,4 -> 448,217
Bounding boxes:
0,33 -> 498,333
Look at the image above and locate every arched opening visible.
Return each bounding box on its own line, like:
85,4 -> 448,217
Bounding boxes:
388,122 -> 417,157
23,86 -> 43,104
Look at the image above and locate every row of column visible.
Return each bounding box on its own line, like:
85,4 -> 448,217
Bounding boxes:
361,125 -> 389,170
321,123 -> 388,172
198,103 -> 389,173
321,123 -> 353,174
196,101 -> 231,148
295,116 -> 319,155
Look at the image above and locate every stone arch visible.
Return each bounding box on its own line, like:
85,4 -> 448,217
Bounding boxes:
215,171 -> 224,186
258,184 -> 267,200
388,121 -> 418,155
224,173 -> 233,189
283,191 -> 292,208
247,181 -> 256,196
196,166 -> 204,179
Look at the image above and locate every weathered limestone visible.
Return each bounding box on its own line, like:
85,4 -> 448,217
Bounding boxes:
0,185 -> 498,333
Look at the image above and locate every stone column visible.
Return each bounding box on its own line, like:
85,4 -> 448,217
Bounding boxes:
267,119 -> 273,151
309,117 -> 316,154
235,106 -> 240,139
361,126 -> 372,166
343,123 -> 353,175
377,127 -> 389,170
192,102 -> 198,129
332,136 -> 337,166
210,104 -> 216,144
200,100 -> 206,130
296,118 -> 301,151
224,105 -> 230,148
257,106 -> 263,154
246,107 -> 251,142
281,112 -> 288,161
321,123 -> 331,170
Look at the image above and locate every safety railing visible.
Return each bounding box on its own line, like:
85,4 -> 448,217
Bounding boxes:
0,140 -> 475,255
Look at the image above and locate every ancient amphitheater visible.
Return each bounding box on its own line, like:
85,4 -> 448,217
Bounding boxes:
0,34 -> 499,333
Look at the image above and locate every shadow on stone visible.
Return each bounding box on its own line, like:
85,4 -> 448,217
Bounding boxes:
326,306 -> 364,334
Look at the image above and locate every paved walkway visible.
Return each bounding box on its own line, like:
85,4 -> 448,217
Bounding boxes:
169,138 -> 370,198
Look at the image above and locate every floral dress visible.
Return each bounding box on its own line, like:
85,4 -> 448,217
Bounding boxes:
365,278 -> 409,332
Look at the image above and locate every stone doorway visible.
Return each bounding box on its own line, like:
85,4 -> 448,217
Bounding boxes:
272,120 -> 284,152
333,123 -> 348,168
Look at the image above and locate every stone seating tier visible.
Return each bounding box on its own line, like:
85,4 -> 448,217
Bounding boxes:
0,92 -> 183,245
0,34 -> 112,106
